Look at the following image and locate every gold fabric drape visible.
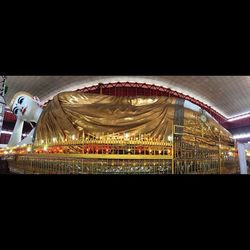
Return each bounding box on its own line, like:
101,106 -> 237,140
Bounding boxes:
35,92 -> 177,142
34,92 -> 233,144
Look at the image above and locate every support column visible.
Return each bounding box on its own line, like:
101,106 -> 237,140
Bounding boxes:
0,76 -> 7,137
0,96 -> 6,136
237,143 -> 248,174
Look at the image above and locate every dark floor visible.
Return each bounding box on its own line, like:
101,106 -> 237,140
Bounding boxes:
0,159 -> 10,174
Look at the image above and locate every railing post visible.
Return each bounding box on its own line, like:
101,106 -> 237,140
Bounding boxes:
172,123 -> 175,175
219,135 -> 221,174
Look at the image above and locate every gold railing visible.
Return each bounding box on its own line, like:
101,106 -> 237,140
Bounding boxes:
172,125 -> 239,174
7,154 -> 172,174
3,124 -> 239,174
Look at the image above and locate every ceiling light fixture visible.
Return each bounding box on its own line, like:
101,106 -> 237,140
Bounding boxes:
227,113 -> 250,122
1,130 -> 27,136
233,133 -> 250,139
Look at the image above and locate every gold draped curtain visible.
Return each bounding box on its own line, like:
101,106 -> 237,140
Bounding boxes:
34,92 -> 233,144
35,92 -> 177,142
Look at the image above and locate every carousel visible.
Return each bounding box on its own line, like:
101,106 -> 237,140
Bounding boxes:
0,82 -> 239,174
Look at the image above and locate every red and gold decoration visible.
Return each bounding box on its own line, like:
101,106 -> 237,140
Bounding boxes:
0,87 -> 239,174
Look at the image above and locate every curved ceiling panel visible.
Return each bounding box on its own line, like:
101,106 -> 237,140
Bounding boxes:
3,76 -> 250,118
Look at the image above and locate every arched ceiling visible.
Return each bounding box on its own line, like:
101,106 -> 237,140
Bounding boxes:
3,76 -> 250,119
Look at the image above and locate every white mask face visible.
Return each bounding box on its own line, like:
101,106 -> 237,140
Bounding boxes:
11,94 -> 40,122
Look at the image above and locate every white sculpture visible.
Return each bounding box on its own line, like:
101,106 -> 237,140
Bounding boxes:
8,92 -> 43,146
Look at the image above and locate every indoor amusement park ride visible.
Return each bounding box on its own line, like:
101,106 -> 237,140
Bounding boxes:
0,81 -> 239,174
